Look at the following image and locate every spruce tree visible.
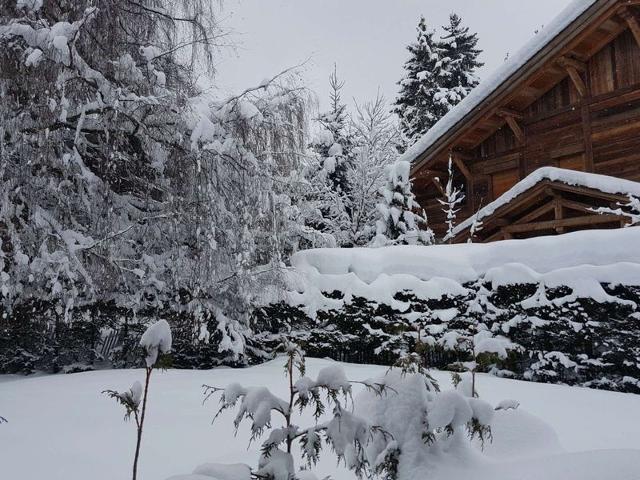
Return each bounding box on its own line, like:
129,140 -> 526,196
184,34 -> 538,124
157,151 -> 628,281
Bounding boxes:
437,13 -> 484,110
393,17 -> 448,149
372,160 -> 434,247
310,65 -> 355,195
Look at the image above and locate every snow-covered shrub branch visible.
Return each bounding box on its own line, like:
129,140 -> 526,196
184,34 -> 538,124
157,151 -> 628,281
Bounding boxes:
202,342 -> 389,480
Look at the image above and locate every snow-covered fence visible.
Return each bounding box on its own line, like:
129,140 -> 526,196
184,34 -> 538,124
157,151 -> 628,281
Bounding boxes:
99,330 -> 121,359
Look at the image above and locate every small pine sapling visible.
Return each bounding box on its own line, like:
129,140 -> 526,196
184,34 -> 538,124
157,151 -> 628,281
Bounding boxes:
203,341 -> 390,480
438,155 -> 465,243
104,319 -> 172,480
450,329 -> 518,398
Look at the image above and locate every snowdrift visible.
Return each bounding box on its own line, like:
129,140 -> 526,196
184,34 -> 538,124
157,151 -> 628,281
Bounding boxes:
289,227 -> 640,313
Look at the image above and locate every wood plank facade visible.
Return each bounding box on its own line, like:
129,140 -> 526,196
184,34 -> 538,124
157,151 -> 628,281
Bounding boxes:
410,0 -> 640,241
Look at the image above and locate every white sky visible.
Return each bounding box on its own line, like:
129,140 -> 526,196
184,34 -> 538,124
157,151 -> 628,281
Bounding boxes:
213,0 -> 575,111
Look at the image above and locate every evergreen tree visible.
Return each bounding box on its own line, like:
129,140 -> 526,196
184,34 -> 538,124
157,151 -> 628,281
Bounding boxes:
393,17 -> 448,148
372,160 -> 434,247
309,65 -> 355,195
394,14 -> 483,150
437,13 -> 484,110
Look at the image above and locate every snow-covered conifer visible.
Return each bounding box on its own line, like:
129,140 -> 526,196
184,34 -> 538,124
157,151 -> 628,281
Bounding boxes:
436,13 -> 484,111
309,65 -> 355,196
372,160 -> 434,247
393,17 -> 449,148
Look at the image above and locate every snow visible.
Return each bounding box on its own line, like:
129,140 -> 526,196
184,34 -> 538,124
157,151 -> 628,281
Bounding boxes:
400,1 -> 598,166
451,167 -> 640,237
289,227 -> 640,314
2,359 -> 640,480
168,463 -> 252,480
120,380 -> 143,407
139,319 -> 172,367
16,0 -> 43,11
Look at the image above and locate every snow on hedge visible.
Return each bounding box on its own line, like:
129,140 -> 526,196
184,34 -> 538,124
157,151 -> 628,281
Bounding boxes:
288,227 -> 640,314
451,167 -> 640,237
400,0 -> 597,165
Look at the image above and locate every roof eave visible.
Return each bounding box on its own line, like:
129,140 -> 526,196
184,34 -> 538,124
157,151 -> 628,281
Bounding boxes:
410,0 -> 620,176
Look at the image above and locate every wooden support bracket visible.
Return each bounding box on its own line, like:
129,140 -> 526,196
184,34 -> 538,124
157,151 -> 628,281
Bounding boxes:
557,57 -> 588,97
501,115 -> 525,144
496,107 -> 524,120
451,153 -> 473,180
619,7 -> 640,49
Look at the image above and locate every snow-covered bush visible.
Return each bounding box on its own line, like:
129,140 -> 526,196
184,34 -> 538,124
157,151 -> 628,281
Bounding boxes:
199,342 -> 390,480
104,320 -> 172,480
356,369 -> 495,480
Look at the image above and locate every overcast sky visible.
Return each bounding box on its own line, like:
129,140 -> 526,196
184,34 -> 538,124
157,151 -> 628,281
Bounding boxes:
213,0 -> 576,111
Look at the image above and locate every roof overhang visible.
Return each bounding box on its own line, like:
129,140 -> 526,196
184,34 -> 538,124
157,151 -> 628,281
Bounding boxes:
452,167 -> 638,242
409,0 -> 626,176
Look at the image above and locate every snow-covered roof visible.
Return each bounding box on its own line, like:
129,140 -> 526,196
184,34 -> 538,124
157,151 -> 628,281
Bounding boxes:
452,167 -> 640,236
401,0 -> 599,167
288,226 -> 640,315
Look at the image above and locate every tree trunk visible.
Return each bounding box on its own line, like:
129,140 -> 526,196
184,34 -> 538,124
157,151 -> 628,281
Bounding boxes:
133,367 -> 152,480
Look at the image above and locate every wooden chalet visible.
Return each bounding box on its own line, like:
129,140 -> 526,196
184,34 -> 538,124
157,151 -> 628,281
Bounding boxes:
406,0 -> 640,242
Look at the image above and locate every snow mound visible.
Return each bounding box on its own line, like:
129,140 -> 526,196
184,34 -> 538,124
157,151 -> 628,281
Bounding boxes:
288,227 -> 640,314
483,409 -> 563,460
167,463 -> 251,480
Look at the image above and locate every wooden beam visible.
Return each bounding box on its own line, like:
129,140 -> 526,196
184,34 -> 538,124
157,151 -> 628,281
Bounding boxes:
515,202 -> 555,224
557,56 -> 587,72
581,105 -> 594,172
495,108 -> 525,144
496,107 -> 524,120
550,182 -> 628,203
503,214 -> 622,234
561,64 -> 589,97
559,197 -> 600,214
619,7 -> 640,49
554,198 -> 565,234
503,115 -> 525,144
451,154 -> 473,180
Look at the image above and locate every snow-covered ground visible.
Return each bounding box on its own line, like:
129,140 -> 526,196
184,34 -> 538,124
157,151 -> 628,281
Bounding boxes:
2,358 -> 640,480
